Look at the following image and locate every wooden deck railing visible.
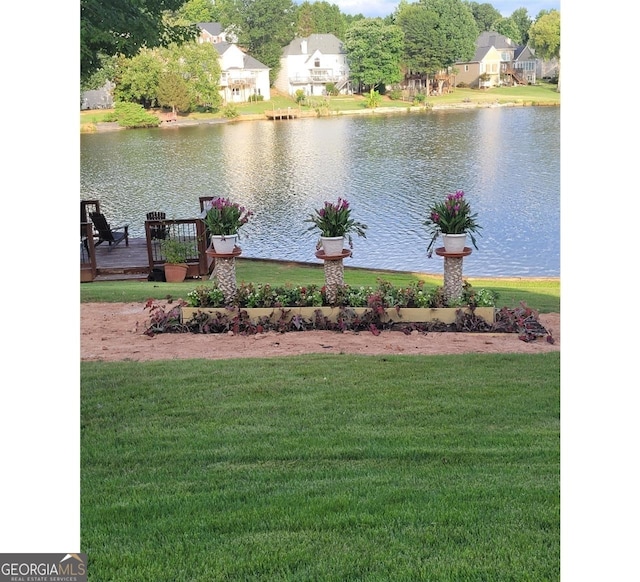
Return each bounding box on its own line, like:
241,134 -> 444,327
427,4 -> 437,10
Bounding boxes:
81,197 -> 212,281
81,221 -> 97,282
145,217 -> 210,278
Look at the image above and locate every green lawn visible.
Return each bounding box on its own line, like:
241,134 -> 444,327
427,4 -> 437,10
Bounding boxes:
82,352 -> 560,581
81,259 -> 560,313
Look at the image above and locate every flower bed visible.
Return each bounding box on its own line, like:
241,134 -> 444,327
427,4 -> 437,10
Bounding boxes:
181,279 -> 498,333
181,305 -> 496,326
142,280 -> 559,340
142,279 -> 554,341
184,280 -> 497,310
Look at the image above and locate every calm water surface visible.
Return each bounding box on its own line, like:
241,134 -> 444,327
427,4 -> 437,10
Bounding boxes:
81,107 -> 560,277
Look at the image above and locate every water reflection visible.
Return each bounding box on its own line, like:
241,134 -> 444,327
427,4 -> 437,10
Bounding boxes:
81,107 -> 560,277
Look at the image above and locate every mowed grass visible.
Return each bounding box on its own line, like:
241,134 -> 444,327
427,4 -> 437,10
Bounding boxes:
80,258 -> 560,313
82,352 -> 559,581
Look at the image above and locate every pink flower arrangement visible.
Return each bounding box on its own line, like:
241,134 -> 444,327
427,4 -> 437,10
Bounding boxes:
201,197 -> 254,237
424,190 -> 482,257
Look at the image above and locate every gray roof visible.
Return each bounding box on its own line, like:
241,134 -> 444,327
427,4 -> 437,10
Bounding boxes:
213,42 -> 269,70
197,22 -> 224,36
477,31 -> 516,50
282,34 -> 345,56
514,45 -> 535,61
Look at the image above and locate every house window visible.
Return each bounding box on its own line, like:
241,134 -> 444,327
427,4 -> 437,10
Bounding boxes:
314,58 -> 320,68
232,88 -> 240,96
464,65 -> 469,72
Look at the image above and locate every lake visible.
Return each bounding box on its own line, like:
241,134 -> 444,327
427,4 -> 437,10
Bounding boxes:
80,106 -> 560,277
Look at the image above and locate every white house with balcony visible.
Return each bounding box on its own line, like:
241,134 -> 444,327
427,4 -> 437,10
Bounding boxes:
197,23 -> 270,103
275,34 -> 350,97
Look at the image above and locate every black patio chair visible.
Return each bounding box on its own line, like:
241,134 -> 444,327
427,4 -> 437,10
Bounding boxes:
89,211 -> 129,250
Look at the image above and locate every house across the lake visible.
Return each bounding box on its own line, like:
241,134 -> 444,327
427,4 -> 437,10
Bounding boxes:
455,31 -> 538,89
197,22 -> 271,103
275,34 -> 350,97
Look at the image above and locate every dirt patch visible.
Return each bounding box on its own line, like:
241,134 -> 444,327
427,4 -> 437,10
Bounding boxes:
81,303 -> 560,362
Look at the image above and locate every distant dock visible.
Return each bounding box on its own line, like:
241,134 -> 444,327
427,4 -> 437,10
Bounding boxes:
265,108 -> 298,120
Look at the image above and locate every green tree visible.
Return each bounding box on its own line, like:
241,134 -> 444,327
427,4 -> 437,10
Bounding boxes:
493,17 -> 522,44
466,1 -> 501,32
510,7 -> 532,45
175,0 -> 220,23
81,54 -> 120,92
416,0 -> 478,68
227,0 -> 298,85
157,72 -> 191,116
396,3 -> 439,74
344,18 -> 404,93
163,42 -> 223,111
80,0 -> 197,81
295,1 -> 346,39
529,9 -> 560,91
114,49 -> 163,108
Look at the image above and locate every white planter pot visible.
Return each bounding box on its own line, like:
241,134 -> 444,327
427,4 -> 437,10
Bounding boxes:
442,233 -> 467,253
320,236 -> 345,256
211,234 -> 237,254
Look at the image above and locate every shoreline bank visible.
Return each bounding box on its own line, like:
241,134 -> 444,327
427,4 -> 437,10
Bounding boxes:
89,99 -> 559,132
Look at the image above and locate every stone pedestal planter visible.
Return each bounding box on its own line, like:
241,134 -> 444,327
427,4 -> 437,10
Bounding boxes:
435,246 -> 472,303
315,249 -> 352,304
206,247 -> 241,303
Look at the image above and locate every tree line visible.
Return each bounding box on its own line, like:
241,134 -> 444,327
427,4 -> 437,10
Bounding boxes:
81,0 -> 560,112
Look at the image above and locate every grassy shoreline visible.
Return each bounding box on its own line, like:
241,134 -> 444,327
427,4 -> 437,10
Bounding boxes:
81,258 -> 560,312
81,84 -> 560,130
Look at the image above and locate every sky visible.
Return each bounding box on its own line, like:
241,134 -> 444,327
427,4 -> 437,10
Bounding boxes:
321,0 -> 561,19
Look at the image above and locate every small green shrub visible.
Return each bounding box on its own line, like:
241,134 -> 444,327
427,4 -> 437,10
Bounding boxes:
388,89 -> 402,100
413,93 -> 426,104
365,90 -> 382,109
248,94 -> 264,102
294,89 -> 306,104
222,103 -> 239,118
325,83 -> 339,96
111,101 -> 160,128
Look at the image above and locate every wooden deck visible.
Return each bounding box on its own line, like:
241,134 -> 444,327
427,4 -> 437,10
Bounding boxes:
265,108 -> 298,120
83,238 -> 214,282
89,238 -> 155,281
